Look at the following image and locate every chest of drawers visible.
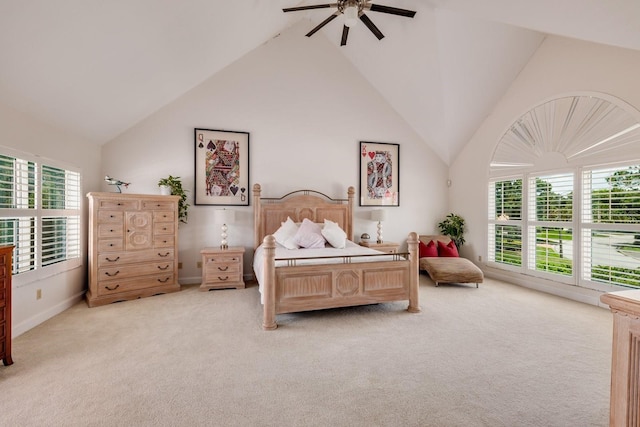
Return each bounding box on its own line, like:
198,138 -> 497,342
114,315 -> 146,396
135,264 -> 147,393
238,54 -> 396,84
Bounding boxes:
0,246 -> 13,366
200,247 -> 245,291
86,193 -> 181,307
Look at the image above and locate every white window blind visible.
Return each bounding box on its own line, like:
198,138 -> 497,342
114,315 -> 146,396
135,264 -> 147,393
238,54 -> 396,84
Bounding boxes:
528,173 -> 574,278
0,150 -> 81,277
488,179 -> 523,266
582,165 -> 640,288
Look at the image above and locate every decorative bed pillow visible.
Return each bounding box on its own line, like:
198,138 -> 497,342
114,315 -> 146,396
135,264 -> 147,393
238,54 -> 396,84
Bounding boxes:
437,240 -> 459,257
322,219 -> 346,248
293,218 -> 326,249
419,240 -> 438,258
273,217 -> 300,249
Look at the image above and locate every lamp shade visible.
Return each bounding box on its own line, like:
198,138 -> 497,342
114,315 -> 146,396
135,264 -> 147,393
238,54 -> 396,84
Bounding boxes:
371,209 -> 386,222
214,209 -> 235,224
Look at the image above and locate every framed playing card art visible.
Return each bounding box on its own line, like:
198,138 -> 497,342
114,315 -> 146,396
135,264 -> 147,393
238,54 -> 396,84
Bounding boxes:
194,128 -> 250,206
359,141 -> 400,207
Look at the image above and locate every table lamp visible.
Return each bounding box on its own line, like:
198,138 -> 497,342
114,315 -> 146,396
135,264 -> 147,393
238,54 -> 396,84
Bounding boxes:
214,209 -> 236,249
371,209 -> 386,243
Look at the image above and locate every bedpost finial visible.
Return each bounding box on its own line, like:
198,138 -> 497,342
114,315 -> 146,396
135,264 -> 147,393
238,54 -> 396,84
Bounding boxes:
263,234 -> 276,248
253,183 -> 261,195
348,186 -> 355,197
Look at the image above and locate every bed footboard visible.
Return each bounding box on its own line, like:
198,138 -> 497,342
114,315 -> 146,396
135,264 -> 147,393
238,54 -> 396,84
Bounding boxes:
262,232 -> 420,330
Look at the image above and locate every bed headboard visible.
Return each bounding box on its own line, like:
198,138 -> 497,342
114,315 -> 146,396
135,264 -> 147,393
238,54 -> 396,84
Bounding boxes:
253,183 -> 354,249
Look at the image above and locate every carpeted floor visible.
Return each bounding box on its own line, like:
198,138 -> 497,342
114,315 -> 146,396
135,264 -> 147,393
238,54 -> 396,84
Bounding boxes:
0,275 -> 612,426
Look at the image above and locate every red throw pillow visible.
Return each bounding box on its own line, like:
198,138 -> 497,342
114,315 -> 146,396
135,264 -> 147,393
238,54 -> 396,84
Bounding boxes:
419,240 -> 438,258
437,240 -> 459,257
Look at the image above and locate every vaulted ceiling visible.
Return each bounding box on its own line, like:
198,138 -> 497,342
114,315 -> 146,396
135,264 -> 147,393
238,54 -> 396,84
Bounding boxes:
1,0 -> 639,165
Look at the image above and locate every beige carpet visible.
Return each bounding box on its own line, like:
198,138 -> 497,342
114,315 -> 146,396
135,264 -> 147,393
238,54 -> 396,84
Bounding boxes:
0,275 -> 612,427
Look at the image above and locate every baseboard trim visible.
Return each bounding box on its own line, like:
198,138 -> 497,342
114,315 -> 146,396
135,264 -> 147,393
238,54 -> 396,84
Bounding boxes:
13,291 -> 85,337
484,267 -> 608,308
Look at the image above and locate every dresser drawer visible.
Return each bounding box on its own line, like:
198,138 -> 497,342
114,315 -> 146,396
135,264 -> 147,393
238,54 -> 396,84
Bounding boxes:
154,235 -> 174,248
98,223 -> 124,238
154,222 -> 175,235
98,199 -> 139,210
0,309 -> 4,323
98,262 -> 174,281
98,239 -> 123,252
205,261 -> 241,276
153,211 -> 175,222
143,201 -> 175,211
96,273 -> 175,296
0,288 -> 4,306
205,254 -> 242,264
98,248 -> 174,266
0,321 -> 5,340
98,210 -> 123,223
204,272 -> 242,285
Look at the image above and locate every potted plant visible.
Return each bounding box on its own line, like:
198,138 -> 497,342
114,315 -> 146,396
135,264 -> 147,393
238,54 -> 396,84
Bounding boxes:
438,213 -> 465,248
158,175 -> 189,224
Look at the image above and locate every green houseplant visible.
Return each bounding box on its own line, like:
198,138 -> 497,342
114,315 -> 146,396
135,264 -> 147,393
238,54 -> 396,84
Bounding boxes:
438,213 -> 465,248
158,175 -> 189,224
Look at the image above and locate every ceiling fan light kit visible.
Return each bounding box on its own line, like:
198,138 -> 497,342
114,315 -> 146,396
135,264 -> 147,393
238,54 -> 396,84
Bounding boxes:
283,0 -> 416,46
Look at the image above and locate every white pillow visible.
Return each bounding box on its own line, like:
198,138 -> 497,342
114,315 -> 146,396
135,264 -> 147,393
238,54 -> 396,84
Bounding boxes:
293,218 -> 326,249
322,219 -> 347,248
273,217 -> 299,249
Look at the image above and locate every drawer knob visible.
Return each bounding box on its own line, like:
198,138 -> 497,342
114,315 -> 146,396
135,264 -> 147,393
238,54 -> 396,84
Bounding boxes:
158,265 -> 169,271
105,256 -> 120,262
158,277 -> 170,283
105,284 -> 120,291
218,276 -> 229,281
218,266 -> 229,271
158,252 -> 170,257
105,270 -> 120,277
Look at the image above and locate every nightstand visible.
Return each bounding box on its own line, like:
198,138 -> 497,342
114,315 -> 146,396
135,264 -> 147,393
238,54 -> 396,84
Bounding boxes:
200,247 -> 245,291
359,241 -> 399,254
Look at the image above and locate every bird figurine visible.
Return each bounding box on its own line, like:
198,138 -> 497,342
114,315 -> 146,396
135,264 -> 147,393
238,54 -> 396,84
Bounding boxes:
105,175 -> 130,193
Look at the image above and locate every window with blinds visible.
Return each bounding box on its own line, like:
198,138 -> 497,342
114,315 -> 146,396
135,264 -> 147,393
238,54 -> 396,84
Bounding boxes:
0,152 -> 81,276
488,179 -> 523,266
582,165 -> 640,288
529,173 -> 573,277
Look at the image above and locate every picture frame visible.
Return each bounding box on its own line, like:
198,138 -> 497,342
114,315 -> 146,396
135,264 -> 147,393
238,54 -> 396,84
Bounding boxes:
359,141 -> 400,206
194,128 -> 250,206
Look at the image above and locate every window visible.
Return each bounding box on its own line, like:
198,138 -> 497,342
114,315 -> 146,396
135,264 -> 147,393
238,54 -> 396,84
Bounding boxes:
529,173 -> 573,277
488,94 -> 640,290
0,149 -> 81,279
488,178 -> 522,267
582,165 -> 640,288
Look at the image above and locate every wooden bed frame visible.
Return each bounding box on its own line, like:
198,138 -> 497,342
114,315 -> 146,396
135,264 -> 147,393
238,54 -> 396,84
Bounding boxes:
253,183 -> 420,330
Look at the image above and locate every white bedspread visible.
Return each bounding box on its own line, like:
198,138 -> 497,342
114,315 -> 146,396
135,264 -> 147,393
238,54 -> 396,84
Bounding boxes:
253,240 -> 400,302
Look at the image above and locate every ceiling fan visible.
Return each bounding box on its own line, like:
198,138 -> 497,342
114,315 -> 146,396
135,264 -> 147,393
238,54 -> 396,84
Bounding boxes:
283,0 -> 416,46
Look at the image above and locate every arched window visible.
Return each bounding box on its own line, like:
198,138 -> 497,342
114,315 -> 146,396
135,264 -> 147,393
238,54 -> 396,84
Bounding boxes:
488,94 -> 640,291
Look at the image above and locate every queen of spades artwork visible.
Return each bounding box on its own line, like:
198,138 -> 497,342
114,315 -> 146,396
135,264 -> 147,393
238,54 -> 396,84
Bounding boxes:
205,139 -> 241,198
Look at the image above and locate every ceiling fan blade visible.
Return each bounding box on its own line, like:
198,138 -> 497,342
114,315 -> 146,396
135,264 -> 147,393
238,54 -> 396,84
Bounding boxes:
359,13 -> 384,40
283,3 -> 337,12
306,12 -> 339,37
368,4 -> 416,18
340,25 -> 349,46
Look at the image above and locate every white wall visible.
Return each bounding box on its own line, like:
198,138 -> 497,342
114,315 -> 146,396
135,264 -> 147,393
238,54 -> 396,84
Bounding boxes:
0,101 -> 102,336
101,21 -> 449,282
450,35 -> 640,303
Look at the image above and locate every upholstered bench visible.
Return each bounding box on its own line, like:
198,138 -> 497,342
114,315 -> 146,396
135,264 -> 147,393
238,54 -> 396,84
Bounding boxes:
418,235 -> 484,288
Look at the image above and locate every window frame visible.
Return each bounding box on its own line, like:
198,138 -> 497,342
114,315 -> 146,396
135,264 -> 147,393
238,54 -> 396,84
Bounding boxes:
0,146 -> 83,287
488,162 -> 640,291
